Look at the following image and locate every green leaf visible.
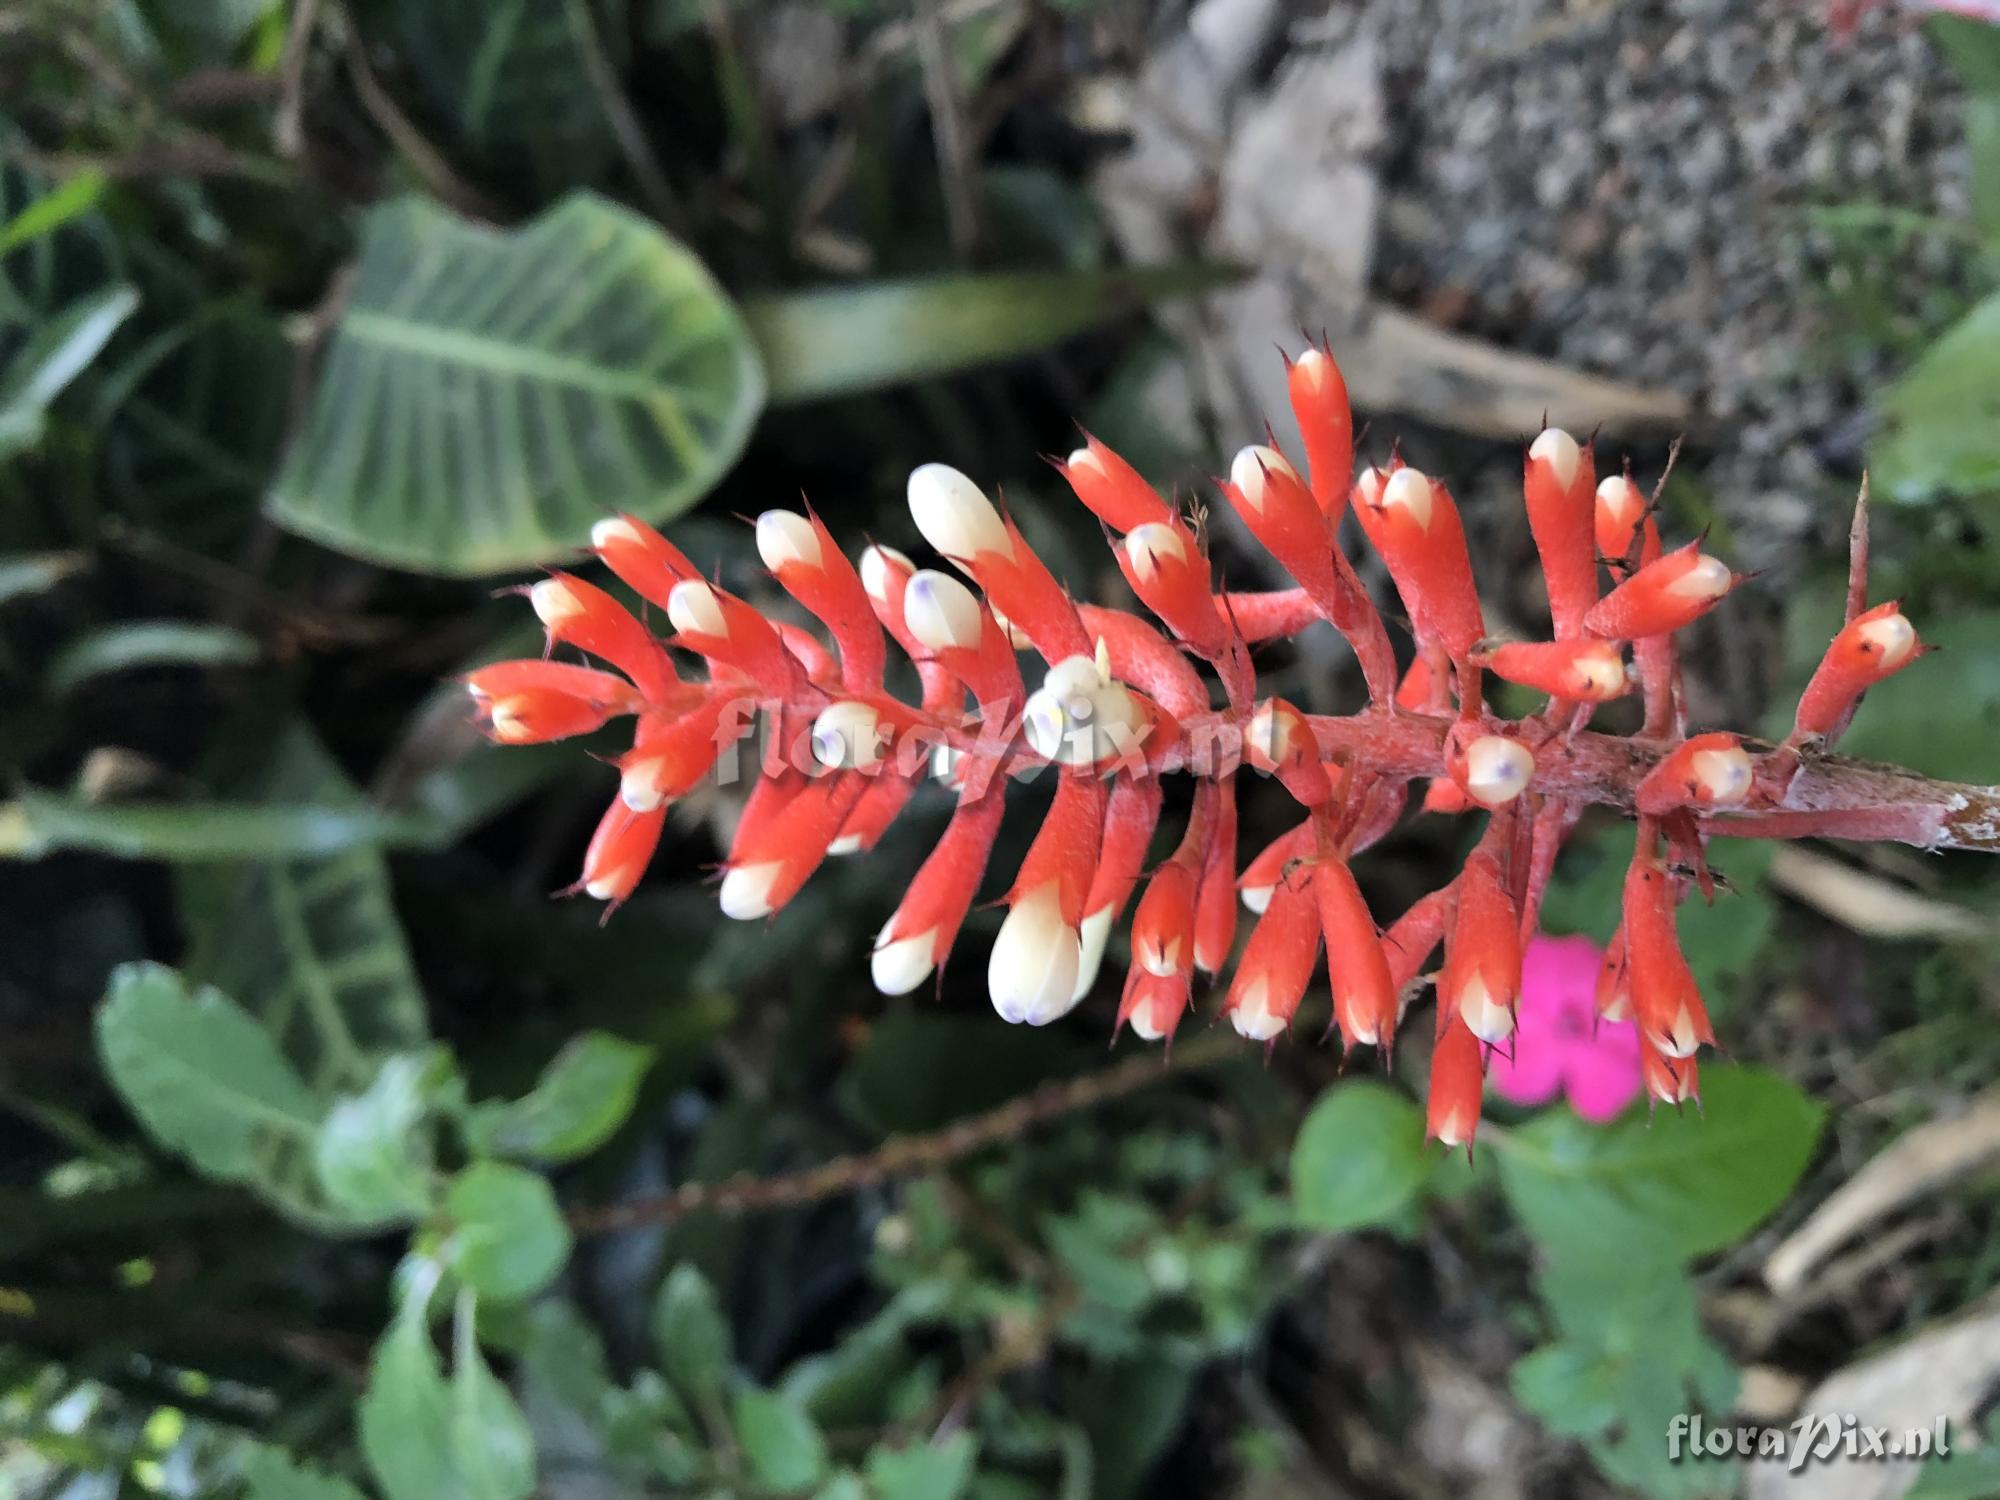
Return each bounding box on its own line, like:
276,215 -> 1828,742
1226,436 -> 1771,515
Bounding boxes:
1290,1080 -> 1430,1233
97,300 -> 293,542
445,1162 -> 572,1302
95,961 -> 322,1188
464,1031 -> 654,1162
1496,1065 -> 1822,1262
240,1445 -> 370,1500
177,724 -> 429,1093
5,787 -> 427,861
745,263 -> 1243,405
375,0 -> 619,185
1909,1414 -> 2000,1499
1509,1343 -> 1624,1438
863,1433 -> 978,1500
315,1051 -> 446,1224
652,1262 -> 732,1405
46,619 -> 259,694
269,192 -> 764,576
1871,290 -> 2000,503
731,1387 -> 828,1493
360,1289 -> 536,1500
0,170 -> 108,256
0,284 -> 139,457
1519,1252 -> 1741,1499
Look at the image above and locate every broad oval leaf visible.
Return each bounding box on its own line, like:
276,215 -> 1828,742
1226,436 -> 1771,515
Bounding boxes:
1290,1080 -> 1430,1233
1495,1065 -> 1822,1261
270,192 -> 764,576
445,1162 -> 572,1302
464,1030 -> 654,1163
96,962 -> 322,1186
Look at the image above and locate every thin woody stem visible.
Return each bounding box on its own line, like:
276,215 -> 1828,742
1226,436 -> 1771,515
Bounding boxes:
567,1031 -> 1239,1234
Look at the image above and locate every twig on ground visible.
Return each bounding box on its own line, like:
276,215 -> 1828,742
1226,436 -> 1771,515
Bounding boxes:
569,1030 -> 1239,1234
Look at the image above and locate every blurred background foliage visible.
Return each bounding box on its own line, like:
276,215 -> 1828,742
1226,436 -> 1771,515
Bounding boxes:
1,1 -> 2000,1498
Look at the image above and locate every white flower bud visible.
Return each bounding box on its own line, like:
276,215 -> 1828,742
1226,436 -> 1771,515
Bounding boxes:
908,463 -> 1011,566
871,923 -> 936,995
1456,974 -> 1516,1045
1658,1003 -> 1702,1059
1292,346 -> 1334,394
1690,746 -> 1753,806
859,544 -> 913,604
1247,699 -> 1301,766
1355,465 -> 1388,511
1128,1003 -> 1170,1041
989,883 -> 1082,1026
811,701 -> 887,771
591,517 -> 646,554
755,510 -> 822,572
1595,475 -> 1644,522
1228,977 -> 1289,1041
1572,647 -> 1627,700
1228,445 -> 1299,512
1529,427 -> 1582,491
1856,612 -> 1917,670
903,569 -> 985,652
667,579 -> 728,638
1665,554 -> 1732,601
719,861 -> 781,920
1136,929 -> 1183,979
619,761 -> 667,813
530,578 -> 584,629
1381,467 -> 1434,530
1241,883 -> 1274,915
1124,522 -> 1186,584
1461,735 -> 1534,807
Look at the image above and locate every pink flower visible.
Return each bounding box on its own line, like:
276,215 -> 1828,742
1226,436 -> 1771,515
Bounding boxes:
1489,934 -> 1642,1124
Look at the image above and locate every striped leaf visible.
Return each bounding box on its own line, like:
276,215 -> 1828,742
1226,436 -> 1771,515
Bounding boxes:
270,193 -> 764,576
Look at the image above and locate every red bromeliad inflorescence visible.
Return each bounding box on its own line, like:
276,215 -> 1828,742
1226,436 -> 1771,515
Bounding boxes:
469,342 -> 1970,1155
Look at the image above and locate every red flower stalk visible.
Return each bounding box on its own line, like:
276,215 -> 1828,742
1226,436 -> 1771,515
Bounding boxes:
1472,638 -> 1627,704
1523,427 -> 1597,638
1223,869 -> 1321,1041
1584,538 -> 1740,640
472,341 -> 2000,1144
1427,1013 -> 1487,1151
1791,600 -> 1923,745
1357,465 -> 1487,665
1315,850 -> 1399,1054
1438,849 -> 1522,1045
465,660 -> 644,743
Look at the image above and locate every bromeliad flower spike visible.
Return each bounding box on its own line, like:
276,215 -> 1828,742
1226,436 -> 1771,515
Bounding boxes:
470,343 -> 2000,1154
